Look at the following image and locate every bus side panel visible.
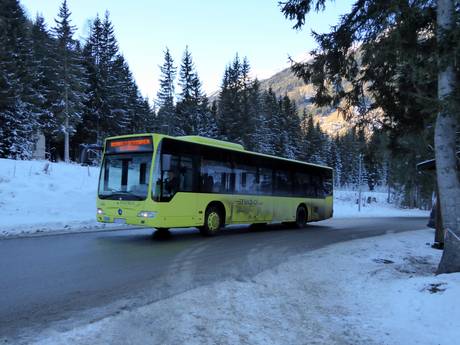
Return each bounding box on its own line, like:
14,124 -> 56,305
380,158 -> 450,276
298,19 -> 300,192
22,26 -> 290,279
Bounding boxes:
306,196 -> 333,221
152,193 -> 199,227
230,194 -> 273,223
272,197 -> 296,222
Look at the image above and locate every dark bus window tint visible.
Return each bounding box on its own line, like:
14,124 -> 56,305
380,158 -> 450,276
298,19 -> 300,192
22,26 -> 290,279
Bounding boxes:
274,170 -> 292,196
178,156 -> 194,192
234,163 -> 257,194
293,171 -> 310,197
201,160 -> 233,193
159,154 -> 180,200
155,151 -> 195,201
258,167 -> 273,195
311,174 -> 322,197
153,137 -> 333,199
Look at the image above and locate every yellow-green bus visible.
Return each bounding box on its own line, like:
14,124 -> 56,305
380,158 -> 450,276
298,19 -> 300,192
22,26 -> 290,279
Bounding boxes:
96,133 -> 333,236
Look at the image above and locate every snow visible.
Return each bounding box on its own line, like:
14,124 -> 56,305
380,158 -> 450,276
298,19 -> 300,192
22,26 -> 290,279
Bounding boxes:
333,189 -> 430,218
0,158 -> 428,237
0,158 -> 119,236
32,229 -> 459,345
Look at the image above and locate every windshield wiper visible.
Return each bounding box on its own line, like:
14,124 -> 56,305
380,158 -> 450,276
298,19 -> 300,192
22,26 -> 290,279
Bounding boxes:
99,191 -> 144,201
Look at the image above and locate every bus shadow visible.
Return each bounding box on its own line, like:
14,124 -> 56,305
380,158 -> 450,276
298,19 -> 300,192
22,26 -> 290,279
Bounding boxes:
97,222 -> 332,247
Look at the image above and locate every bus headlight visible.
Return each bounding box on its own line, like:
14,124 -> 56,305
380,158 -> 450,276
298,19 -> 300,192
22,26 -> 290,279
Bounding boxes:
97,208 -> 104,215
137,211 -> 157,218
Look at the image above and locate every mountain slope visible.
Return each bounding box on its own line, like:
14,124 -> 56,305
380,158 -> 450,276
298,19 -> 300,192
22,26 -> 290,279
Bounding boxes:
259,67 -> 350,136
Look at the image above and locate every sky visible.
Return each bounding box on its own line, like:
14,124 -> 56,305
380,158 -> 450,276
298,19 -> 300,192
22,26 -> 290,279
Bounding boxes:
21,0 -> 354,101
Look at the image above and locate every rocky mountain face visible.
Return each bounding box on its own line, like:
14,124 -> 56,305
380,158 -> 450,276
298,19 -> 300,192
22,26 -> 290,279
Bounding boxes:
259,67 -> 351,137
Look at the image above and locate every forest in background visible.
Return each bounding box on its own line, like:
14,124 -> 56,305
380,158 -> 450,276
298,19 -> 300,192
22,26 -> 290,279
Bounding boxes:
0,0 -> 434,208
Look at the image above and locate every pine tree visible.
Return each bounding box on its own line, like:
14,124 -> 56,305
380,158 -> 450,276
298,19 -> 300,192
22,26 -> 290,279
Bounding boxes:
280,95 -> 301,158
250,80 -> 272,153
30,14 -> 59,147
239,57 -> 256,148
176,46 -> 203,135
52,0 -> 87,161
280,0 -> 460,271
0,0 -> 39,158
199,100 -> 219,138
218,54 -> 244,144
299,110 -> 318,162
156,47 -> 176,135
79,12 -> 120,144
260,88 -> 280,155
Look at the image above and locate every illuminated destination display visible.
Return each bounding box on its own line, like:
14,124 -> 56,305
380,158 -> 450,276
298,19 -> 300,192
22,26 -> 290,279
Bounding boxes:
106,137 -> 153,153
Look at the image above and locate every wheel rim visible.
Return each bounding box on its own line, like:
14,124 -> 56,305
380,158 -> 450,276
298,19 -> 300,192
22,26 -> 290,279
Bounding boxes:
208,212 -> 220,232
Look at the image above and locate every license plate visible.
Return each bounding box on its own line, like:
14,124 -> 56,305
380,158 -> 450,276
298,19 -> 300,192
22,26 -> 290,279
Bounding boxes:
114,218 -> 126,224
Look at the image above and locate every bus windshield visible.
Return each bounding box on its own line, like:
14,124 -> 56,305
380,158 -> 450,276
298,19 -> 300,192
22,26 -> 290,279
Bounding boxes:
98,153 -> 152,201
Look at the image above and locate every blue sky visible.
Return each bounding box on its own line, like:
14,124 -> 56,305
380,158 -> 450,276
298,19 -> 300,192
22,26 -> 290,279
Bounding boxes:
21,0 -> 354,101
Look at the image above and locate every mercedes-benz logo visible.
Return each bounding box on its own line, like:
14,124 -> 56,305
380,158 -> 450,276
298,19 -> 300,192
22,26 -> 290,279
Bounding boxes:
118,208 -> 123,216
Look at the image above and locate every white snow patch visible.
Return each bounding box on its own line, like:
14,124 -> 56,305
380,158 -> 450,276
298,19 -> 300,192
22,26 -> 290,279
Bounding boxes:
0,158 -> 121,236
333,189 -> 430,218
32,229 -> 458,345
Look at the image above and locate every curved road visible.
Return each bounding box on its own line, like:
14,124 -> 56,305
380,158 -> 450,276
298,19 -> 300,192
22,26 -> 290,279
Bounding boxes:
0,217 -> 427,343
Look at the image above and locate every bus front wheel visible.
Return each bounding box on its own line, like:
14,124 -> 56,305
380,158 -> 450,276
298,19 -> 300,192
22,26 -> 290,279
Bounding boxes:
153,228 -> 171,239
295,206 -> 308,228
200,205 -> 223,236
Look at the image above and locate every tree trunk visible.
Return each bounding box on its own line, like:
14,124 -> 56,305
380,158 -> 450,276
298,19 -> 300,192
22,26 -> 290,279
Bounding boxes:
64,116 -> 70,163
435,0 -> 460,274
434,185 -> 444,245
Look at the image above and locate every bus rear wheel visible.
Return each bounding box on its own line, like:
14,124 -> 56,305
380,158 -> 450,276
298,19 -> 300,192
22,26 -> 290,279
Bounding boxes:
200,205 -> 223,236
295,206 -> 308,228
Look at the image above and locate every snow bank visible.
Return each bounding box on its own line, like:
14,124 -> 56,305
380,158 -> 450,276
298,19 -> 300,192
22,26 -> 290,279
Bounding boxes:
32,229 -> 458,345
0,158 -> 118,236
334,189 -> 430,218
0,158 -> 428,237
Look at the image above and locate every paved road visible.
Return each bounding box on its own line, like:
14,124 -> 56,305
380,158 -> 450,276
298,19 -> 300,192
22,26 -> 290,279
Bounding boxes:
0,217 -> 428,343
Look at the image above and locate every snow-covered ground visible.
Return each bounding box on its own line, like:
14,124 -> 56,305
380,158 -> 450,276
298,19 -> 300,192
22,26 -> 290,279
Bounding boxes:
0,158 -> 119,236
0,158 -> 428,237
333,189 -> 430,218
32,228 -> 458,345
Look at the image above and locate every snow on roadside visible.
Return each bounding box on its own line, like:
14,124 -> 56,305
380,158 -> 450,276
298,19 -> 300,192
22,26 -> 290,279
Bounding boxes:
0,158 -> 120,237
32,229 -> 458,345
0,158 -> 428,237
333,189 -> 430,218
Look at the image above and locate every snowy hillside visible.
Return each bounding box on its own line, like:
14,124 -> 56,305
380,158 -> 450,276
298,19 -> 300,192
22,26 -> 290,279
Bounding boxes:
0,159 -> 429,237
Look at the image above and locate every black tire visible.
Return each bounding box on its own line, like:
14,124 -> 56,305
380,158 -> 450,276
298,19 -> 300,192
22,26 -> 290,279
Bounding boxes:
153,228 -> 171,239
295,206 -> 308,228
199,205 -> 223,236
249,223 -> 267,230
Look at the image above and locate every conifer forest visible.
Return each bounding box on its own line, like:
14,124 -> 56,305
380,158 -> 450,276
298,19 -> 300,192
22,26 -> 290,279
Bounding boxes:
1,0 -> 453,209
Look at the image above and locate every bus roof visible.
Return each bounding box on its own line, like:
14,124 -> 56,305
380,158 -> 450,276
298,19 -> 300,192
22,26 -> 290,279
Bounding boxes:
105,133 -> 333,171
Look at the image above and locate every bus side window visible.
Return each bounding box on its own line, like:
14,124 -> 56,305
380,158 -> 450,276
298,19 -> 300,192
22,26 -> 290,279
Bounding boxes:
259,168 -> 273,195
293,172 -> 308,197
179,156 -> 193,192
274,170 -> 291,196
201,159 -> 231,194
201,174 -> 214,193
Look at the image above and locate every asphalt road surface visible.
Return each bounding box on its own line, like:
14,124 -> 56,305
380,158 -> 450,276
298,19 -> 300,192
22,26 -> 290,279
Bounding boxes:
0,217 -> 428,343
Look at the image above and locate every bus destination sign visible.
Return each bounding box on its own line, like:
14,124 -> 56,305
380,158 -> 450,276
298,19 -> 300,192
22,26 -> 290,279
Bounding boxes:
106,136 -> 153,153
